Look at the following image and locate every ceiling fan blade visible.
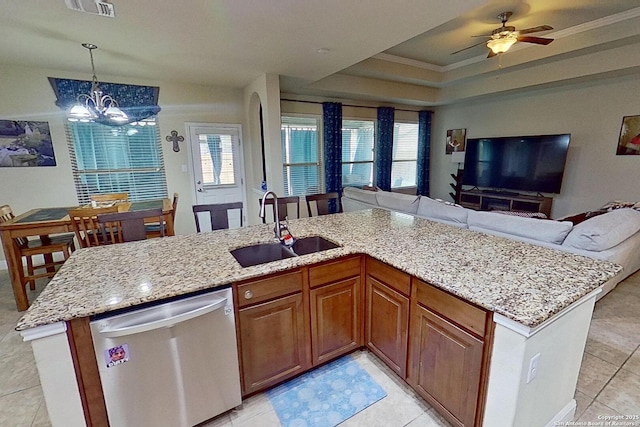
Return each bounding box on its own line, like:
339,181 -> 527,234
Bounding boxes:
471,34 -> 492,38
451,40 -> 489,55
518,25 -> 553,35
517,36 -> 554,45
487,50 -> 497,58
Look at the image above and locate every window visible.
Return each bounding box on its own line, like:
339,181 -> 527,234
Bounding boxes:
281,116 -> 321,196
66,119 -> 168,203
391,122 -> 419,189
342,120 -> 374,188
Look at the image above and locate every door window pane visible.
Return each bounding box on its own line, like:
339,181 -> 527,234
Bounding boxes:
198,134 -> 235,186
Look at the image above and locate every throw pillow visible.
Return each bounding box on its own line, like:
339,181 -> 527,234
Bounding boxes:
562,208 -> 640,251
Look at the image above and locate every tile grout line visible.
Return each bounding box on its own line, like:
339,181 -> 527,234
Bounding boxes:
589,342 -> 640,412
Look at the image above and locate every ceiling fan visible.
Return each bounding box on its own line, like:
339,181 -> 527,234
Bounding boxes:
452,11 -> 554,58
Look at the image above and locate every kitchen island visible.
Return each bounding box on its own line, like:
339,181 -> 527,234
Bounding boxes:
17,209 -> 621,426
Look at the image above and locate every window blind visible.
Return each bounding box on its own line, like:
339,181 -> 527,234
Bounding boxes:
342,120 -> 374,188
66,120 -> 168,204
281,116 -> 321,196
391,122 -> 419,188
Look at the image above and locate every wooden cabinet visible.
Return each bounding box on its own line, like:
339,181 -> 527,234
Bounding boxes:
236,270 -> 310,395
408,279 -> 492,427
365,258 -> 410,378
309,256 -> 363,365
459,189 -> 552,217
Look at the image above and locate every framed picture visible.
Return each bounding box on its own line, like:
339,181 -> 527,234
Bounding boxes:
446,128 -> 466,154
0,120 -> 56,167
616,115 -> 640,155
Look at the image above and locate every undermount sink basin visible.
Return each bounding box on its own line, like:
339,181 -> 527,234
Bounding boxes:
230,236 -> 340,268
291,236 -> 340,256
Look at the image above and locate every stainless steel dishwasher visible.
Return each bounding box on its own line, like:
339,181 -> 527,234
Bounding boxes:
90,286 -> 241,427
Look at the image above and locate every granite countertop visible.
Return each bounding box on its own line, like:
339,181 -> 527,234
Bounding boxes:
16,209 -> 622,331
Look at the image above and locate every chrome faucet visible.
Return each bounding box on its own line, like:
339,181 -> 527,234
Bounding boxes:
260,191 -> 289,242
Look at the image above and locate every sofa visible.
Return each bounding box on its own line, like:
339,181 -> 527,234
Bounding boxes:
341,187 -> 640,299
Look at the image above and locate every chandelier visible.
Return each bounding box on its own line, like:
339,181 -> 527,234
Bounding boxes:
68,43 -> 128,124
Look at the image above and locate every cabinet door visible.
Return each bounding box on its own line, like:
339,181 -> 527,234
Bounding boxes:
239,293 -> 309,395
408,304 -> 483,427
310,276 -> 362,365
366,276 -> 409,377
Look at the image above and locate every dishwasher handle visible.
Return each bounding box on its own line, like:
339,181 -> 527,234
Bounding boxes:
96,295 -> 228,338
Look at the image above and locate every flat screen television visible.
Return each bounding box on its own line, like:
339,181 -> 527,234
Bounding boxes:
462,134 -> 571,194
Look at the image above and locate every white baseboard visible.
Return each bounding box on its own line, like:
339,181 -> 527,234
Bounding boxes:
545,399 -> 576,427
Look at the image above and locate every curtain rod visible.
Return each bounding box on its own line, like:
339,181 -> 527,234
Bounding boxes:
280,98 -> 432,113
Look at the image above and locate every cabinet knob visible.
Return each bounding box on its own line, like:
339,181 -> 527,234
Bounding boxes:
244,289 -> 253,299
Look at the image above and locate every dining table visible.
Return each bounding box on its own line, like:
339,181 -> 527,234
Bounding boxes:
0,198 -> 174,311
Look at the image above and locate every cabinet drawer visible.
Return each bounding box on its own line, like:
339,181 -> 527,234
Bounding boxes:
366,258 -> 410,296
237,270 -> 303,308
309,256 -> 361,288
413,278 -> 487,338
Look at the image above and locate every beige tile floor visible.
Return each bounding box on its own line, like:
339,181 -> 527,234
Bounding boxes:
0,268 -> 639,426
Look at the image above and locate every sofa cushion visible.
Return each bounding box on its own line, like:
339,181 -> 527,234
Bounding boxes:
342,187 -> 378,205
563,208 -> 640,252
375,190 -> 419,214
467,210 -> 573,244
416,197 -> 468,225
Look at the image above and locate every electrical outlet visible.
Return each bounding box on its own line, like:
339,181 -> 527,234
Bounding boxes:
527,353 -> 541,383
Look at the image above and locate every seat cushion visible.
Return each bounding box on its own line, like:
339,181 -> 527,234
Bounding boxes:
416,197 -> 468,225
563,208 -> 640,251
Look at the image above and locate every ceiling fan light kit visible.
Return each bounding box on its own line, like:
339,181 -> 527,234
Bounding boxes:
452,11 -> 554,58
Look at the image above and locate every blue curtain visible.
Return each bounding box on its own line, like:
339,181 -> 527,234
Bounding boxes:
375,107 -> 394,191
48,77 -> 161,126
323,102 -> 342,212
206,135 -> 222,185
416,110 -> 432,196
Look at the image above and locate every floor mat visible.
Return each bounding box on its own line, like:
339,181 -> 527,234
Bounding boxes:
267,354 -> 387,427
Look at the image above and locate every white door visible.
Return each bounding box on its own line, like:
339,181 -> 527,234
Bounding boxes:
187,123 -> 245,230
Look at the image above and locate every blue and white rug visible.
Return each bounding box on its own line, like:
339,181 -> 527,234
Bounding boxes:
267,354 -> 387,427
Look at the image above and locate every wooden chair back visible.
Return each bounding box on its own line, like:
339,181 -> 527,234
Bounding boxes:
0,204 -> 27,247
192,202 -> 243,232
171,192 -> 179,221
98,208 -> 164,244
3,204 -> 75,300
68,206 -> 120,248
259,196 -> 300,223
305,192 -> 341,216
90,192 -> 129,203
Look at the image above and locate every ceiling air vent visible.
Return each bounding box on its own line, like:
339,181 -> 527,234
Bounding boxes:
64,0 -> 116,18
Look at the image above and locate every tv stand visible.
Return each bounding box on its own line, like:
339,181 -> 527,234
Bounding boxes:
480,189 -> 520,197
459,189 -> 553,217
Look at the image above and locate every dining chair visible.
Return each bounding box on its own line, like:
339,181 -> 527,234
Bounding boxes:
192,202 -> 243,232
259,196 -> 300,223
146,192 -> 178,238
98,208 -> 165,243
68,206 -> 120,248
0,204 -> 76,293
305,192 -> 341,216
90,192 -> 129,204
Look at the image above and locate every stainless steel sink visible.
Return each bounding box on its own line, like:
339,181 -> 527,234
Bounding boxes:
230,236 -> 340,267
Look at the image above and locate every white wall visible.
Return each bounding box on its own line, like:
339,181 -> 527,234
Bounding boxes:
430,73 -> 640,218
0,63 -> 244,262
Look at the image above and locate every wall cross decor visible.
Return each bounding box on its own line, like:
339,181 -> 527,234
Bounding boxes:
166,130 -> 184,152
